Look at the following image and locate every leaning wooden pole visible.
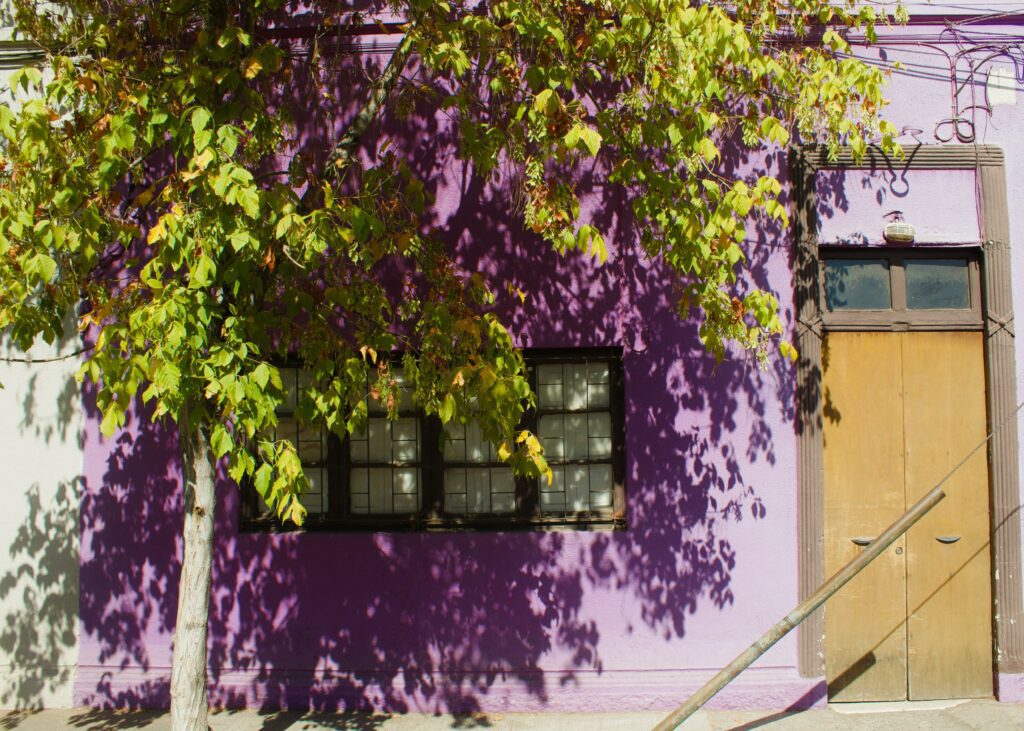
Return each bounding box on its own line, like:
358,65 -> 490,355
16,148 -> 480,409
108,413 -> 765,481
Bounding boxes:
652,484 -> 947,731
654,400 -> 1023,730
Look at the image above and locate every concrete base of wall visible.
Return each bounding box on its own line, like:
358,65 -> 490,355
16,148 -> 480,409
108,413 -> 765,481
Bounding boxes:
0,664 -> 77,710
997,673 -> 1024,702
74,665 -> 825,713
7,699 -> 1024,730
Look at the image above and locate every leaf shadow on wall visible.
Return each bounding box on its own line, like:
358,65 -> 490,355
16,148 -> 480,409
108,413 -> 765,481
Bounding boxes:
71,30 -> 797,719
0,330 -> 84,719
0,480 -> 81,716
75,404 -> 603,715
74,190 -> 793,720
439,140 -> 793,644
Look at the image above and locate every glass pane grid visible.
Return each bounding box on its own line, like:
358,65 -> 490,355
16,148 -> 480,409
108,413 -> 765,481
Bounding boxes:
443,466 -> 516,514
537,360 -> 611,411
349,367 -> 424,516
256,357 -> 622,526
274,367 -> 327,515
349,467 -> 422,515
349,417 -> 421,465
443,421 -> 516,514
822,254 -> 975,317
535,358 -> 615,515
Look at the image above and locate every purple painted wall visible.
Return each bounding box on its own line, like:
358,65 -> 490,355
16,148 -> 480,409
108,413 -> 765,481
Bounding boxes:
72,13 -> 1024,712
816,168 -> 980,245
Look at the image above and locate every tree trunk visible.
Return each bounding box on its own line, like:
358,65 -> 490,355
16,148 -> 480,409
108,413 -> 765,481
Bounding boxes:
170,404 -> 216,731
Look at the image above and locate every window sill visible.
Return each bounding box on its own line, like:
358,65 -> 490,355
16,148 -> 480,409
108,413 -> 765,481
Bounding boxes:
239,513 -> 627,533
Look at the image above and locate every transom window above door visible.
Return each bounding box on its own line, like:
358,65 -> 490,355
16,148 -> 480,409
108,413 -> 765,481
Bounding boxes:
820,249 -> 982,329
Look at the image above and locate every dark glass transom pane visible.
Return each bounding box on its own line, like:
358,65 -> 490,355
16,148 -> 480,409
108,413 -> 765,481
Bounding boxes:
824,259 -> 892,310
905,259 -> 970,309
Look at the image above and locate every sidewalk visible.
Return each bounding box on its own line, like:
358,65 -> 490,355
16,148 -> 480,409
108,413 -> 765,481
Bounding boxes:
2,700 -> 1024,730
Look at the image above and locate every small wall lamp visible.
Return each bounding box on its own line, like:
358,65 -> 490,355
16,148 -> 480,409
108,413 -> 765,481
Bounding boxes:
883,210 -> 916,244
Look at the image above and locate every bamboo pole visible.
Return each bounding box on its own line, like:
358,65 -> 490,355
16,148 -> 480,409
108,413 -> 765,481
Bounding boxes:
652,483 -> 947,731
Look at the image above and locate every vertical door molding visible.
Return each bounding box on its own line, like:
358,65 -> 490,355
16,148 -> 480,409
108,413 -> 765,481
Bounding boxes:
979,158 -> 1024,674
792,147 -> 827,676
791,143 -> 1024,679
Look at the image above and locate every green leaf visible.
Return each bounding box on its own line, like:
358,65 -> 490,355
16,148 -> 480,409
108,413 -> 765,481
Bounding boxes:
275,214 -> 294,239
439,393 -> 456,424
253,362 -> 270,390
698,137 -> 719,163
0,105 -> 16,141
533,89 -> 560,115
236,187 -> 260,218
10,66 -> 42,92
100,406 -> 122,438
579,126 -> 602,157
189,255 -> 216,287
25,252 -> 57,281
192,107 -> 212,133
253,464 -> 272,497
192,107 -> 212,150
211,425 -> 233,459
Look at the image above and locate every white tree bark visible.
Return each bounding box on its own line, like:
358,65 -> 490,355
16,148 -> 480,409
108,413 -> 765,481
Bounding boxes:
170,405 -> 216,731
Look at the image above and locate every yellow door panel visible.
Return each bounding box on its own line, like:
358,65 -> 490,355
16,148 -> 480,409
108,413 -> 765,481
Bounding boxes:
902,332 -> 994,700
824,331 -> 909,701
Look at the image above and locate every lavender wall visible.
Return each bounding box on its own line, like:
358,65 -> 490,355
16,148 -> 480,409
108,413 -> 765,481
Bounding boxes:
816,168 -> 980,246
70,12 -> 1024,713
75,171 -> 810,712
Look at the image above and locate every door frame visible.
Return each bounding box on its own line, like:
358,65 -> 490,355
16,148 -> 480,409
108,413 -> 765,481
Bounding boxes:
792,143 -> 1024,683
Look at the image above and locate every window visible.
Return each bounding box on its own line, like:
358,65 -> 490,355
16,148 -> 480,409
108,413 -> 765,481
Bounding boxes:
349,371 -> 423,515
820,249 -> 982,329
241,348 -> 625,530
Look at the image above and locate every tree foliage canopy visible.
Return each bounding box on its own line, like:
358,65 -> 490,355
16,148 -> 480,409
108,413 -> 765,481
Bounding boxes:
0,0 -> 898,523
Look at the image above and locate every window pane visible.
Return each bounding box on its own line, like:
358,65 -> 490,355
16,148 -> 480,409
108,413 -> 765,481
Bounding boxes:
350,467 -> 422,514
300,468 -> 325,513
271,367 -> 328,517
444,421 -> 494,463
280,367 -> 298,411
906,259 -> 970,309
537,361 -> 614,411
350,418 -> 420,464
441,420 -> 511,515
443,467 -> 516,514
824,259 -> 891,310
536,358 -> 617,515
349,369 -> 423,515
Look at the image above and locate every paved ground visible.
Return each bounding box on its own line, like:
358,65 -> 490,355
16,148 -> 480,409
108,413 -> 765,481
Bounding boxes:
2,700 -> 1023,730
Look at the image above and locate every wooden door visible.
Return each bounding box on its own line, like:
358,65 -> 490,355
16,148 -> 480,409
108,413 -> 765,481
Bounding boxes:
824,332 -> 909,701
823,331 -> 993,701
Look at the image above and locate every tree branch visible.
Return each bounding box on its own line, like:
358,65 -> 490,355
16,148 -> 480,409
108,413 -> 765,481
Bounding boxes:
1,345 -> 94,364
325,28 -> 416,177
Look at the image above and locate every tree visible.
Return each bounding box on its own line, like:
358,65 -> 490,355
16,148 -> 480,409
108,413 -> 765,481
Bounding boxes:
0,0 -> 897,727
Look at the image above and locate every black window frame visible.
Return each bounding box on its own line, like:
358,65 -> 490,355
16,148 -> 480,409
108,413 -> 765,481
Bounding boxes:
240,347 -> 626,532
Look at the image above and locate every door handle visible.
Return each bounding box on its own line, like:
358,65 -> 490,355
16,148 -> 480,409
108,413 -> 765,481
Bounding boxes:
936,536 -> 961,544
851,537 -> 873,546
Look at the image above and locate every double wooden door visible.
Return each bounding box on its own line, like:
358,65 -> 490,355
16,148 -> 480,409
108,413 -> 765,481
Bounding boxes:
823,330 -> 993,701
